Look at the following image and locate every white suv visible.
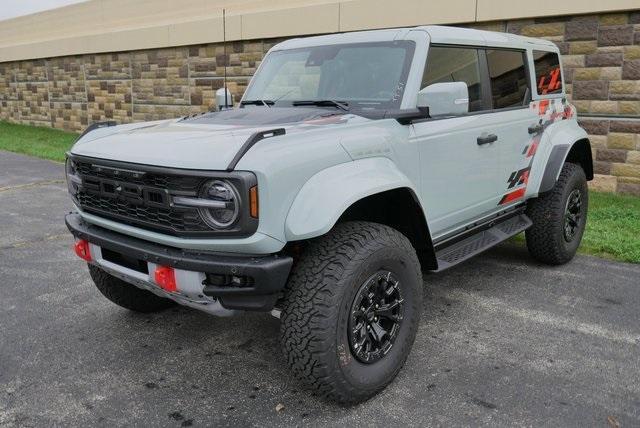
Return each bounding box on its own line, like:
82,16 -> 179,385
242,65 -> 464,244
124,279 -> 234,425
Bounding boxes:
65,25 -> 592,403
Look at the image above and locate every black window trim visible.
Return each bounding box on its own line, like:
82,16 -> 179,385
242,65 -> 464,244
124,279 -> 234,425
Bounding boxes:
416,43 -> 532,123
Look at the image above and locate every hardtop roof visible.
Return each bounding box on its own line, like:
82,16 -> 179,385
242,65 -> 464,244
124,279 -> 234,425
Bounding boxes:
273,25 -> 558,52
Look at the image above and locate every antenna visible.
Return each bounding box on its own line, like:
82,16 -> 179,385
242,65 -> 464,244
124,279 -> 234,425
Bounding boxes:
223,8 -> 228,109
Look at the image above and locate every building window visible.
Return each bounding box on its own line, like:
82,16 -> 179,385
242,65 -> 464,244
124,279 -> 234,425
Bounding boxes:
422,46 -> 484,112
486,49 -> 529,109
533,50 -> 563,95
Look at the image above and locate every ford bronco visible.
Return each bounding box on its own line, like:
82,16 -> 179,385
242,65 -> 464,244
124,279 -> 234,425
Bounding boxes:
65,26 -> 592,403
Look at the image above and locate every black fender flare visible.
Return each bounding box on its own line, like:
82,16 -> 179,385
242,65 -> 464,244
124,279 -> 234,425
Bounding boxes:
539,138 -> 592,193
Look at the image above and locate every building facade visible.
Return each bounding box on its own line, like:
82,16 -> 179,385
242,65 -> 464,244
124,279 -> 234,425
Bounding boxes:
0,0 -> 639,194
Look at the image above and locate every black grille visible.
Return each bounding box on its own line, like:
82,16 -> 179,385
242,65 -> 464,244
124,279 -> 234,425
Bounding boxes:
77,191 -> 207,234
68,155 -> 259,238
73,159 -> 211,235
74,161 -> 203,191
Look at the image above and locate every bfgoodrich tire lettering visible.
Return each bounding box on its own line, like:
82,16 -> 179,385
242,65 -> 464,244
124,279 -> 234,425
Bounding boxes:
279,221 -> 423,404
89,264 -> 176,313
525,162 -> 588,265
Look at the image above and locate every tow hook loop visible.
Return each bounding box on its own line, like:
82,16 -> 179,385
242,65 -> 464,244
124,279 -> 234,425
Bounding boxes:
74,239 -> 92,261
154,266 -> 177,292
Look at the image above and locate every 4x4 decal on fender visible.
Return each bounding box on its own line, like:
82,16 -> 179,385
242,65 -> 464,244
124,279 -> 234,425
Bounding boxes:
498,98 -> 575,205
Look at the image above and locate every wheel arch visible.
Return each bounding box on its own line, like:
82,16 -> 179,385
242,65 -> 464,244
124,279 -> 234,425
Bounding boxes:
539,137 -> 593,194
284,157 -> 437,270
336,187 -> 437,270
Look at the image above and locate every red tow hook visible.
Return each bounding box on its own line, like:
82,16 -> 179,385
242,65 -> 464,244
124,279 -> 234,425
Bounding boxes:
154,266 -> 177,292
73,239 -> 92,261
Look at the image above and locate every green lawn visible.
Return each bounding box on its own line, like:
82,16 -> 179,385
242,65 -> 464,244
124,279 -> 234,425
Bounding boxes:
579,191 -> 640,264
1,120 -> 638,263
0,121 -> 78,162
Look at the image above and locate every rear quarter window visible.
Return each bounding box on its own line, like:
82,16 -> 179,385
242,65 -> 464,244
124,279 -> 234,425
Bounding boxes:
533,50 -> 563,95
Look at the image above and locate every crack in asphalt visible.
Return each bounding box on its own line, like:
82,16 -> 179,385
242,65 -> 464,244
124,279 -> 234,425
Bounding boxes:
0,180 -> 64,193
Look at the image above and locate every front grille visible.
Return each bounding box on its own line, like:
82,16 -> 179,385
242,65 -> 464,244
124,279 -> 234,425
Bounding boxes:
68,155 -> 259,238
74,161 -> 203,191
72,158 -> 211,236
77,191 -> 207,234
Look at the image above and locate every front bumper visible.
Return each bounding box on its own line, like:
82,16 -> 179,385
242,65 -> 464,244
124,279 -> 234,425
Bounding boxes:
65,213 -> 293,312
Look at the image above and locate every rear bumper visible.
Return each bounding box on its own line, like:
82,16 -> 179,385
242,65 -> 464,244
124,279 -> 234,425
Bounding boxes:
65,213 -> 293,312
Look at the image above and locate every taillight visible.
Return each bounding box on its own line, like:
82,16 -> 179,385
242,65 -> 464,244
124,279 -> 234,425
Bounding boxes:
154,265 -> 177,292
73,239 -> 92,261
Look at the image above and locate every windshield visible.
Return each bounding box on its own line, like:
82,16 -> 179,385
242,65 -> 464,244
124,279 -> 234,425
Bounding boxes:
242,41 -> 415,110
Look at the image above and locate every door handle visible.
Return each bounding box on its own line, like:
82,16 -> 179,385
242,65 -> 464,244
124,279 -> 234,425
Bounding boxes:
528,123 -> 544,134
477,133 -> 498,145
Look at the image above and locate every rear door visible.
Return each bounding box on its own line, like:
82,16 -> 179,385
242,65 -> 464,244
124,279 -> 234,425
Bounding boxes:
482,48 -> 539,206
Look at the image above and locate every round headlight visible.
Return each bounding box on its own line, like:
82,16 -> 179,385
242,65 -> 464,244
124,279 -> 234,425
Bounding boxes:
198,180 -> 240,228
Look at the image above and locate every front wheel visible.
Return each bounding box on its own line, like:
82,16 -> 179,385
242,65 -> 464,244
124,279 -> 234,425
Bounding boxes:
525,162 -> 588,265
279,221 -> 423,404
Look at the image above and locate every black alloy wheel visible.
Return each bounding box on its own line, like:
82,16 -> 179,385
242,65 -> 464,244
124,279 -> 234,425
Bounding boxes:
563,189 -> 583,242
348,270 -> 404,364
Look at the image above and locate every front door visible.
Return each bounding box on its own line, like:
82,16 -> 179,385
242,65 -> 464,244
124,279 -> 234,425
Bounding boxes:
412,115 -> 503,238
412,45 -> 502,238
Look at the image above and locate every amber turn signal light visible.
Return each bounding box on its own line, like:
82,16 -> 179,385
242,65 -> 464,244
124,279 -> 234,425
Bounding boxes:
249,186 -> 259,218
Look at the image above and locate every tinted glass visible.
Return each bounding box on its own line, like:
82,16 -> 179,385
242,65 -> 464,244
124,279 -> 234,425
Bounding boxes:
486,49 -> 529,109
533,50 -> 562,95
243,41 -> 415,110
422,46 -> 484,112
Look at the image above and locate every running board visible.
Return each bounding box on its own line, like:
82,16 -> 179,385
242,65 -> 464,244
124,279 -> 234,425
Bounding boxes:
433,214 -> 532,272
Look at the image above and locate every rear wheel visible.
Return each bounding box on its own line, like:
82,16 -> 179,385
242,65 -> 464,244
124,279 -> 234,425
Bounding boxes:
525,162 -> 588,265
89,264 -> 176,313
279,221 -> 423,404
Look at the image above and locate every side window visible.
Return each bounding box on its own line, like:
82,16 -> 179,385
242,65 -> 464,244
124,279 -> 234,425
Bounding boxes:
486,49 -> 529,109
533,50 -> 562,95
421,46 -> 484,112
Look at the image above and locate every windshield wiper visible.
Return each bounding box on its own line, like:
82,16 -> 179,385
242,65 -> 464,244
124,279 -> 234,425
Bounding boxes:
291,100 -> 350,111
240,99 -> 274,107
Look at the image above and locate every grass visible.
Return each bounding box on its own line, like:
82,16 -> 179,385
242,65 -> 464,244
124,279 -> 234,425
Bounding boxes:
579,191 -> 640,264
0,121 -> 78,162
1,120 -> 639,263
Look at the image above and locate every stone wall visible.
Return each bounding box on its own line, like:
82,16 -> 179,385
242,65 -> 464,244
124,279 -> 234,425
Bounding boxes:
0,40 -> 277,131
1,10 -> 639,194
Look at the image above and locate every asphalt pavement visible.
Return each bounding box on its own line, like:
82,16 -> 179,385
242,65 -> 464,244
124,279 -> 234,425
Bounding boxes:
1,150 -> 639,427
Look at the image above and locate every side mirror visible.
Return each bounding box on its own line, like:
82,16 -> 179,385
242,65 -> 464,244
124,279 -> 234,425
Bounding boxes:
417,82 -> 469,117
216,88 -> 234,110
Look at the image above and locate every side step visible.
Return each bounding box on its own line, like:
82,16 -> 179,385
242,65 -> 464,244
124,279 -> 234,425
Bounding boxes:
433,214 -> 532,272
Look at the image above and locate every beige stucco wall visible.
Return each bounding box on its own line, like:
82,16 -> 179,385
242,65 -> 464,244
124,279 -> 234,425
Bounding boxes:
1,0 -> 639,62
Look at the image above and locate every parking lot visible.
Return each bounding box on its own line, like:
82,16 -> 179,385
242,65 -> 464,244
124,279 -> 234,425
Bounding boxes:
1,150 -> 639,427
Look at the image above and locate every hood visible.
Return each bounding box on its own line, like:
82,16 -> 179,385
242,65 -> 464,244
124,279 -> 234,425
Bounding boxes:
71,107 -> 364,170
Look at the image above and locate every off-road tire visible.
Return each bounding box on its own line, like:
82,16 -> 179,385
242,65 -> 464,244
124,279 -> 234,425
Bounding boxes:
88,264 -> 176,313
525,162 -> 588,265
279,221 -> 423,404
